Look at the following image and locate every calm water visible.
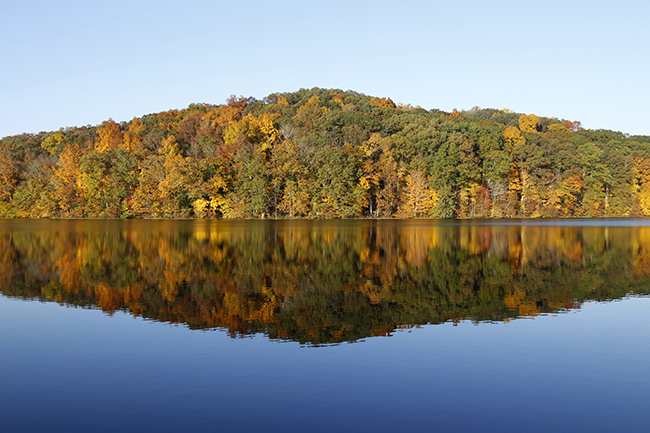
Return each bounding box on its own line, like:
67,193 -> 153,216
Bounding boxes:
1,219 -> 649,432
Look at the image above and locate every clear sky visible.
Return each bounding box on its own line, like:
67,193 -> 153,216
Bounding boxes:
1,0 -> 648,138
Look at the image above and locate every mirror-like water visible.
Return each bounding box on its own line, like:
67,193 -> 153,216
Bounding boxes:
1,219 -> 649,432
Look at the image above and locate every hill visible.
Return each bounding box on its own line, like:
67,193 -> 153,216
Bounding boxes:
1,87 -> 650,218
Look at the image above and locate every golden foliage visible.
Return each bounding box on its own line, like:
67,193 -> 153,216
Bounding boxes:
518,114 -> 541,133
205,96 -> 247,131
547,123 -> 568,132
224,113 -> 281,150
95,119 -> 124,152
123,118 -> 145,153
399,170 -> 437,217
369,97 -> 397,109
503,126 -> 525,148
449,108 -> 461,120
41,132 -> 66,155
638,184 -> 650,216
192,198 -> 210,218
0,146 -> 18,201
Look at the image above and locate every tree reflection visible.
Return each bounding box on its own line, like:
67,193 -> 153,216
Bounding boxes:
1,220 -> 649,345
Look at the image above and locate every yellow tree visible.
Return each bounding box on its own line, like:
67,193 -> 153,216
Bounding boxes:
53,143 -> 84,216
0,145 -> 18,204
448,108 -> 461,120
268,140 -> 309,217
546,174 -> 584,216
503,125 -> 525,149
204,159 -> 233,217
358,133 -> 383,216
279,180 -> 310,217
41,132 -> 67,155
634,157 -> 650,215
154,110 -> 181,133
224,113 -> 280,151
547,123 -> 568,133
95,119 -> 124,152
374,137 -> 403,217
158,135 -> 190,216
122,118 -> 145,154
131,155 -> 165,217
330,90 -> 345,107
400,170 -> 437,217
205,95 -> 247,136
504,125 -> 533,215
519,114 -> 541,133
369,97 -> 397,109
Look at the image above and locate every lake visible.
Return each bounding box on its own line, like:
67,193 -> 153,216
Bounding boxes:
1,218 -> 649,432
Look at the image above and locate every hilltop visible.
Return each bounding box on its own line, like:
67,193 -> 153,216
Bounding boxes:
1,87 -> 650,219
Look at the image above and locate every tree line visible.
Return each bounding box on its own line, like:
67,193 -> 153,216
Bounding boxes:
1,87 -> 650,219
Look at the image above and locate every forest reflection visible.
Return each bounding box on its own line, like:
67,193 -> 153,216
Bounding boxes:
2,220 -> 650,345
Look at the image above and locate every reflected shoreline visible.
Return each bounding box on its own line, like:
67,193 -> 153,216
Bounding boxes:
2,219 -> 650,345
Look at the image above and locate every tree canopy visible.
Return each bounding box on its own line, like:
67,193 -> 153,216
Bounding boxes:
2,87 -> 649,219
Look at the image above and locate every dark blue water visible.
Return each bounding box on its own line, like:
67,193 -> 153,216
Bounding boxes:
1,295 -> 648,432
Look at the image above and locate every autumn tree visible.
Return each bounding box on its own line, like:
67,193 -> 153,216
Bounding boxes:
294,95 -> 328,133
562,120 -> 584,132
95,119 -> 124,152
400,169 -> 436,217
131,154 -> 166,217
636,157 -> 650,215
519,114 -> 541,133
78,149 -> 137,217
369,97 -> 397,109
2,88 -> 648,219
11,154 -> 57,217
41,132 -> 67,155
268,140 -> 310,217
158,135 -> 192,216
0,145 -> 18,203
357,133 -> 384,216
52,143 -> 84,217
227,143 -> 269,218
375,142 -> 402,217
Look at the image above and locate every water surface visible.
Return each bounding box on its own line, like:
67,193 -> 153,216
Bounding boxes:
1,219 -> 649,432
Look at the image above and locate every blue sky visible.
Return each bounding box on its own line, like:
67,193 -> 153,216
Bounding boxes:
1,0 -> 648,138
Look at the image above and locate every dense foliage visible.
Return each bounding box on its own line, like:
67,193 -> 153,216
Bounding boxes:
2,88 -> 650,218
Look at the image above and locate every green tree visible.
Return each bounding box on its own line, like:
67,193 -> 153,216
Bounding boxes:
311,147 -> 364,218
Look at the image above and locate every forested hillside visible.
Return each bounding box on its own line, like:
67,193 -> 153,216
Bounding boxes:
1,87 -> 649,219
